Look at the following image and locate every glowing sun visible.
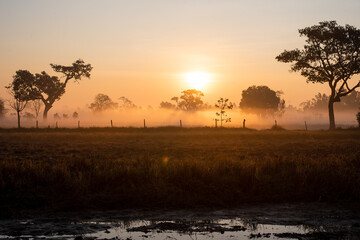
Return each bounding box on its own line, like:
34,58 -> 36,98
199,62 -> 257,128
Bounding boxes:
183,71 -> 212,90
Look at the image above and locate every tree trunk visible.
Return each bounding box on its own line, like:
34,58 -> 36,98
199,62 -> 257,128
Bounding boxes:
43,104 -> 51,120
17,110 -> 21,128
328,98 -> 336,130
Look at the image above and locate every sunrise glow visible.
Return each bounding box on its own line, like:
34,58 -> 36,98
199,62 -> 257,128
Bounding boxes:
183,72 -> 212,90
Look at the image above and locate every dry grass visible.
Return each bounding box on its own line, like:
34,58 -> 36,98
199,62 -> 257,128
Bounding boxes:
0,128 -> 359,214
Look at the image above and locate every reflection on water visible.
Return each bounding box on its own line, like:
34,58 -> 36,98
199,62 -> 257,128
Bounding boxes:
0,204 -> 359,239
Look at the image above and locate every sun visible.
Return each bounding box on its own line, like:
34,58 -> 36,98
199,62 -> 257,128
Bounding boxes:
183,71 -> 212,90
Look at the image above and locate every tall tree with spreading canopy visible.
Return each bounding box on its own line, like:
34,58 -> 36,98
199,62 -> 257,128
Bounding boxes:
276,21 -> 360,129
41,59 -> 92,119
11,59 -> 92,120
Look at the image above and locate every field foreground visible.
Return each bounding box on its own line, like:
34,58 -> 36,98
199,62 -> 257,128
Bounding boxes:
0,128 -> 359,215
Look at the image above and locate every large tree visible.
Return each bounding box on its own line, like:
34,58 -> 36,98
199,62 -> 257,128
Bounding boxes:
276,21 -> 360,129
12,59 -> 92,120
41,59 -> 92,119
239,85 -> 285,117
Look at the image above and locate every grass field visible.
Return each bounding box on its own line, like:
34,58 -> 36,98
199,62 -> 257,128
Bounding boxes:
0,128 -> 359,216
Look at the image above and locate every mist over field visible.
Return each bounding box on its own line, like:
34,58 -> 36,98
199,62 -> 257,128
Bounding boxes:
1,105 -> 358,129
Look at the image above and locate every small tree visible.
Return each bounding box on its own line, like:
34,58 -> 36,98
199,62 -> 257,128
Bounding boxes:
276,21 -> 360,129
215,97 -> 233,127
159,101 -> 176,109
118,96 -> 137,110
31,99 -> 43,119
72,111 -> 79,119
89,93 -> 118,112
23,112 -> 36,120
0,99 -> 5,118
53,113 -> 61,120
5,72 -> 31,128
177,89 -> 204,111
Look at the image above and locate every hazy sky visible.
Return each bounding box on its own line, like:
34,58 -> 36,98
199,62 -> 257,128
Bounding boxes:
1,0 -> 359,112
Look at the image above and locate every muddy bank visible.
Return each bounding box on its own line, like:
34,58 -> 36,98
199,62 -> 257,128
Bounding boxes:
1,203 -> 359,239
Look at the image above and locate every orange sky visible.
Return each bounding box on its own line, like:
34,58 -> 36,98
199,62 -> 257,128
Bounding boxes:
1,0 -> 359,113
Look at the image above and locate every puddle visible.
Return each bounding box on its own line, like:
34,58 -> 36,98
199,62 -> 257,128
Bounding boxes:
0,203 -> 359,239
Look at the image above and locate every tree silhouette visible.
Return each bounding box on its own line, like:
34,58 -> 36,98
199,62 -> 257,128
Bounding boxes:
0,99 -> 5,118
301,93 -> 329,112
5,71 -> 33,128
118,96 -> 137,110
240,85 -> 285,117
301,91 -> 360,112
159,101 -> 176,109
31,99 -> 43,119
276,21 -> 360,129
72,111 -> 79,119
177,89 -> 204,111
215,97 -> 233,127
53,113 -> 61,120
89,93 -> 118,112
41,59 -> 92,119
23,112 -> 35,120
9,59 -> 92,120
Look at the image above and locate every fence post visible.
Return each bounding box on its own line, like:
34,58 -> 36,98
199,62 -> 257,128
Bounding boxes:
36,120 -> 38,129
243,119 -> 246,128
78,120 -> 80,128
111,120 -> 113,128
144,119 -> 146,128
180,120 -> 182,128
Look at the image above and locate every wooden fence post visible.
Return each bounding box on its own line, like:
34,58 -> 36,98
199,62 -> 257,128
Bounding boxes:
144,119 -> 146,128
111,120 -> 113,128
243,119 -> 246,128
180,120 -> 182,128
